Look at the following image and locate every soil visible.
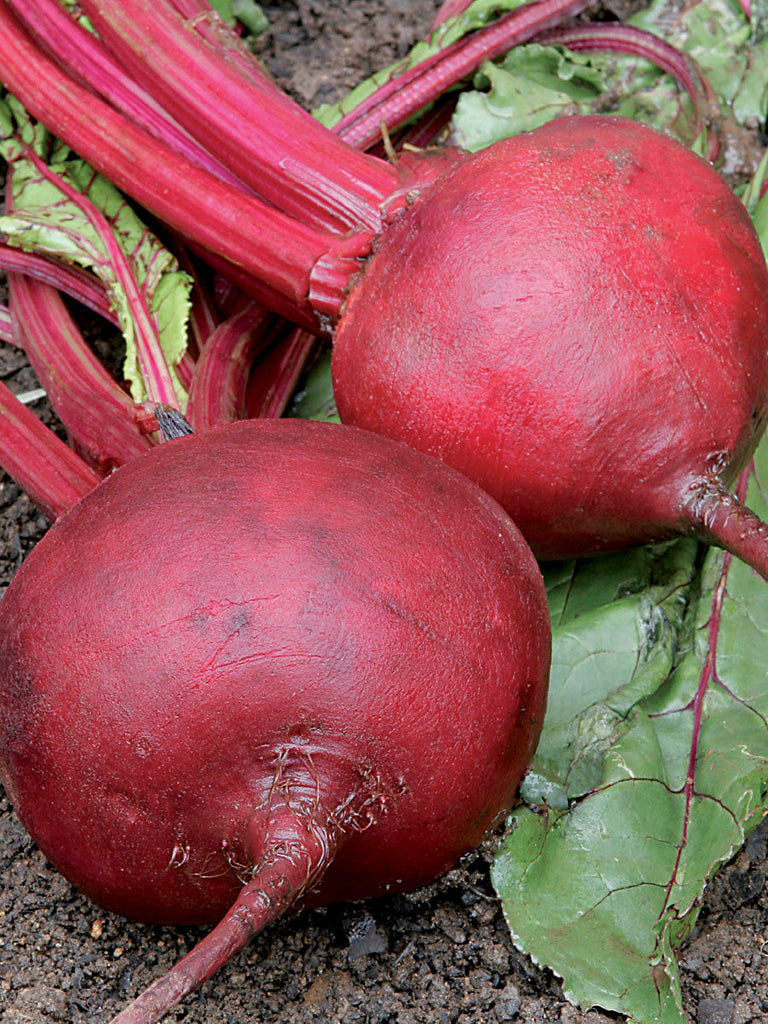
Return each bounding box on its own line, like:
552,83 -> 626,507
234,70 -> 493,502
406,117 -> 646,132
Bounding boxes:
1,2 -> 767,1023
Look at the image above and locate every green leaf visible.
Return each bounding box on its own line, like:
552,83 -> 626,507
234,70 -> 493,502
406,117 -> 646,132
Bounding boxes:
493,432 -> 768,1021
452,40 -> 701,151
0,130 -> 191,405
452,46 -> 611,150
287,347 -> 339,423
451,0 -> 764,154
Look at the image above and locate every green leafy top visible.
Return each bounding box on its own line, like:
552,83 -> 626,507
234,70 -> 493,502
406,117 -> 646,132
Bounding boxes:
0,98 -> 191,405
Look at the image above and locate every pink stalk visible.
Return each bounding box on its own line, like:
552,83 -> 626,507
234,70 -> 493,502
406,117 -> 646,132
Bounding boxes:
331,0 -> 590,150
537,22 -> 722,160
11,143 -> 180,408
165,0 -> 468,420
0,244 -> 115,324
9,274 -> 155,473
167,0 -> 273,83
0,5 -> 362,324
0,379 -> 100,520
432,0 -> 476,27
0,308 -> 15,345
78,0 -> 401,233
185,301 -> 280,429
245,328 -> 320,419
7,0 -> 250,192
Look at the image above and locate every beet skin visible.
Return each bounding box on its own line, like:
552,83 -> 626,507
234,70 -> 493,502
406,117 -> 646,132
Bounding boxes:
333,115 -> 768,563
0,419 -> 550,929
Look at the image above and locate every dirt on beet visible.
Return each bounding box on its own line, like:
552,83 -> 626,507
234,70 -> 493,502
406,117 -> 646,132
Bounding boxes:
1,3 -> 767,1023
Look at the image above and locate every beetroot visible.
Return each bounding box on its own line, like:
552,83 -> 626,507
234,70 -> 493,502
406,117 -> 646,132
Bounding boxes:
0,418 -> 550,1023
3,8 -> 768,577
332,115 -> 768,568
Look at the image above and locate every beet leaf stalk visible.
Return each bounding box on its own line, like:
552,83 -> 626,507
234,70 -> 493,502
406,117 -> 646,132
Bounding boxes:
0,379 -> 99,520
0,4 -> 364,326
0,243 -> 114,322
330,0 -> 591,151
185,300 -> 281,429
8,141 -> 182,408
6,0 -> 251,192
76,0 -> 401,234
9,273 -> 155,472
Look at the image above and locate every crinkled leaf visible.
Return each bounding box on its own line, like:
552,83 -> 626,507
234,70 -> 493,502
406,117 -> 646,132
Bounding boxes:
451,46 -> 609,148
0,117 -> 191,404
494,434 -> 768,1021
521,542 -> 698,813
453,33 -> 710,151
630,0 -> 765,123
452,0 -> 765,154
451,42 -> 703,150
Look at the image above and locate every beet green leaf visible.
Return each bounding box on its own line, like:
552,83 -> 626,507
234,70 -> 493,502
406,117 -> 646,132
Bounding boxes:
493,436 -> 768,1022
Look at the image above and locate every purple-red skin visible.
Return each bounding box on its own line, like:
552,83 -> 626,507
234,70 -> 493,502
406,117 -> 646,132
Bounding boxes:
333,116 -> 768,560
0,418 -> 550,926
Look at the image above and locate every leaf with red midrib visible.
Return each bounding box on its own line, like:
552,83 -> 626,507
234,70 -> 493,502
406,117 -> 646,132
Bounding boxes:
492,447 -> 768,1023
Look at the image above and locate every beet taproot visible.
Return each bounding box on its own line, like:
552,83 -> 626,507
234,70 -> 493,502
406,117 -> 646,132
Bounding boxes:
0,418 -> 550,1023
332,115 -> 768,571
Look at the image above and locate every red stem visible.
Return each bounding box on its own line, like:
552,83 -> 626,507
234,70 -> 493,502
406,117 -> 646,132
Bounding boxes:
245,328 -> 320,420
185,301 -> 279,429
9,274 -> 155,473
332,0 -> 590,151
432,0 -> 476,27
7,0 -> 250,192
656,465 -> 754,920
167,0 -> 273,83
0,4 -> 357,323
0,244 -> 115,323
0,379 -> 100,520
77,0 -> 401,233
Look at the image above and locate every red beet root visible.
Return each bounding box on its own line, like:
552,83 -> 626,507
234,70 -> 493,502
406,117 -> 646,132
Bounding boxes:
4,8 -> 768,575
333,115 -> 768,570
0,418 -> 550,1023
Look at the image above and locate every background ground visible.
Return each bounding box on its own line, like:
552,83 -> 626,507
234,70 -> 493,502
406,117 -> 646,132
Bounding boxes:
1,2 -> 767,1022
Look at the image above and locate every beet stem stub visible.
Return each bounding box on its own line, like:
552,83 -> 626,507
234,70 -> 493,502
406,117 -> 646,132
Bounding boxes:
108,813 -> 335,1024
683,474 -> 768,582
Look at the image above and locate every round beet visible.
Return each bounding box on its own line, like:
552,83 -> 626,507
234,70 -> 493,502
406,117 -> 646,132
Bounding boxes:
0,418 -> 550,1023
333,115 -> 768,571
